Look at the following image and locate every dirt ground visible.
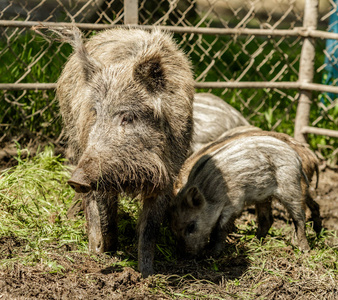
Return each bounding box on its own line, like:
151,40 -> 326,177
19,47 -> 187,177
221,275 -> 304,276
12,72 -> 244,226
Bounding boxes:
0,148 -> 337,299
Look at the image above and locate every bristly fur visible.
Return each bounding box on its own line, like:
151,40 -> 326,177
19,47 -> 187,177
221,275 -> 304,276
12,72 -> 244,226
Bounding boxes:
171,135 -> 312,257
191,93 -> 250,153
55,26 -> 194,277
174,126 -> 322,238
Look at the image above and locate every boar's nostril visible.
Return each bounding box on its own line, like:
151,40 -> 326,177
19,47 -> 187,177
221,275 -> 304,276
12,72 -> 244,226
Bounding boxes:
68,181 -> 91,193
68,168 -> 92,193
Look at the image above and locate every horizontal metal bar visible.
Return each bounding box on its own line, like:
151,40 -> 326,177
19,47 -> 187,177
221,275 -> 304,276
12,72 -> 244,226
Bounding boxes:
195,81 -> 338,93
1,81 -> 338,93
1,20 -> 338,40
0,83 -> 56,90
301,126 -> 338,138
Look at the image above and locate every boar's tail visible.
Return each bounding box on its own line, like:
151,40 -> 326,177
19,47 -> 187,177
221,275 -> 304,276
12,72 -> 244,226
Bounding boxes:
314,162 -> 319,189
301,167 -> 310,188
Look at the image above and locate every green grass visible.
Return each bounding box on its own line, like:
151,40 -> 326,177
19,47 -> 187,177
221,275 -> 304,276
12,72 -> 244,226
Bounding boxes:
147,222 -> 338,299
0,146 -> 87,268
0,146 -> 175,269
0,30 -> 71,143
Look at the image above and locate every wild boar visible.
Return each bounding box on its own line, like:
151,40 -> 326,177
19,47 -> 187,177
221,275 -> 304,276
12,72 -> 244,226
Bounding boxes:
171,135 -> 311,257
215,127 -> 322,233
191,93 -> 250,153
66,95 -> 253,217
180,125 -> 321,234
55,27 -> 195,277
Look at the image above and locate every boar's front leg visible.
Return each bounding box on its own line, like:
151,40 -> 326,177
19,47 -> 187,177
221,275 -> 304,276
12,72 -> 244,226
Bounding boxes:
84,190 -> 118,254
137,193 -> 170,278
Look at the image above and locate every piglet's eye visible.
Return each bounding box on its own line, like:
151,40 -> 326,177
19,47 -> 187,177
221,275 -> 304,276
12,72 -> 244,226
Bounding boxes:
185,222 -> 196,235
121,113 -> 135,126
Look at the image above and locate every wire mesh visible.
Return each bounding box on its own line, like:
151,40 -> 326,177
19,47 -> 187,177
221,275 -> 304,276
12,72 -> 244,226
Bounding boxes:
0,0 -> 337,162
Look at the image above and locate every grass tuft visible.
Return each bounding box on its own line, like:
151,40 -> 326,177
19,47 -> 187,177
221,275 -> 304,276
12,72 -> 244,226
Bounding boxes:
0,146 -> 87,268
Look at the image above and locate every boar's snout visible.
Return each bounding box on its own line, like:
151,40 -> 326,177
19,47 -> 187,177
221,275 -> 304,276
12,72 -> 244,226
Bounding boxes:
68,168 -> 92,193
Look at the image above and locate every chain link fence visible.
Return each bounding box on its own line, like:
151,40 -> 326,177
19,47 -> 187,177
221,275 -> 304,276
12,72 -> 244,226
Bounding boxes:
0,0 -> 337,163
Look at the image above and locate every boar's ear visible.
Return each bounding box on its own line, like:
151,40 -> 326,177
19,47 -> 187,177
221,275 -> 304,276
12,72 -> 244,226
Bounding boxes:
186,186 -> 205,208
49,26 -> 100,81
76,49 -> 102,82
133,55 -> 166,92
72,38 -> 101,82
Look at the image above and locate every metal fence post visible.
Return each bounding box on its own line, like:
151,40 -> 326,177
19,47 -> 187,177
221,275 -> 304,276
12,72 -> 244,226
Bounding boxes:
124,0 -> 138,25
294,0 -> 318,143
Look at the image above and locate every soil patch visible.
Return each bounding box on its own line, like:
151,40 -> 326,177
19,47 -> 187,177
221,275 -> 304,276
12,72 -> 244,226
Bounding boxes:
0,153 -> 337,299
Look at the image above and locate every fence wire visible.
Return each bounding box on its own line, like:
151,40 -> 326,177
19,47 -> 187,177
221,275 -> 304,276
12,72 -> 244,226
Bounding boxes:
0,0 -> 337,162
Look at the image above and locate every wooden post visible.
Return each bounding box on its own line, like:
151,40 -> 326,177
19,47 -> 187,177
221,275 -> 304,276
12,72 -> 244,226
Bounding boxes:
124,0 -> 138,25
294,0 -> 318,143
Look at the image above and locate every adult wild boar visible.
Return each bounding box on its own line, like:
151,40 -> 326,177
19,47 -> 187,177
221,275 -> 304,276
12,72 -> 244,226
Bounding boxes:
55,27 -> 194,277
171,136 -> 311,257
191,93 -> 250,153
66,93 -> 252,217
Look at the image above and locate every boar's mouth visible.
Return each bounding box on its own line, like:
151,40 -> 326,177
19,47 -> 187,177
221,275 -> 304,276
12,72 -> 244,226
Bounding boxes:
69,154 -> 171,196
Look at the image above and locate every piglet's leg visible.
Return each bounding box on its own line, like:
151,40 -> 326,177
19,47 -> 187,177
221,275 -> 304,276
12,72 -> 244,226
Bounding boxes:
208,208 -> 237,257
291,214 -> 310,251
283,199 -> 310,251
256,198 -> 274,239
305,193 -> 322,234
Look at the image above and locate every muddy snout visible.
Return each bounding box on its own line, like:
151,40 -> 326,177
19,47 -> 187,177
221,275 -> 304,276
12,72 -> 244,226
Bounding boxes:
68,167 -> 92,193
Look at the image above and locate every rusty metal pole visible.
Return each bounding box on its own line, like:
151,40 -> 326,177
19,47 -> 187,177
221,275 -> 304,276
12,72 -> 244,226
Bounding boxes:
294,0 -> 318,143
124,0 -> 139,25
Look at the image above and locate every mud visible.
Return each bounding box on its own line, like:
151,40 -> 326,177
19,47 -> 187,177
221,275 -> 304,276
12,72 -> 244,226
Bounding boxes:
0,149 -> 337,299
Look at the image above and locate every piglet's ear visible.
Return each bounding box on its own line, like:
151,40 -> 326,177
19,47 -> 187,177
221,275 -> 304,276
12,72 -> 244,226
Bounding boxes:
133,55 -> 166,92
186,186 -> 205,208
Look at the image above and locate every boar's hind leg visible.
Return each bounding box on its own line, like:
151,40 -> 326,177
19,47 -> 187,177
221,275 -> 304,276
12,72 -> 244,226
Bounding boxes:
255,198 -> 273,239
305,194 -> 322,234
137,194 -> 170,278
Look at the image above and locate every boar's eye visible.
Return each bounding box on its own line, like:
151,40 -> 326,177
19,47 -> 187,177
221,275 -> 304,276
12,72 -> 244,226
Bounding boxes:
120,112 -> 135,126
185,221 -> 196,235
90,107 -> 97,116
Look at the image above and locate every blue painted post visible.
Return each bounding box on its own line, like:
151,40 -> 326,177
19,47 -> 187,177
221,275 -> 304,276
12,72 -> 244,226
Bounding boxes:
322,0 -> 338,102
